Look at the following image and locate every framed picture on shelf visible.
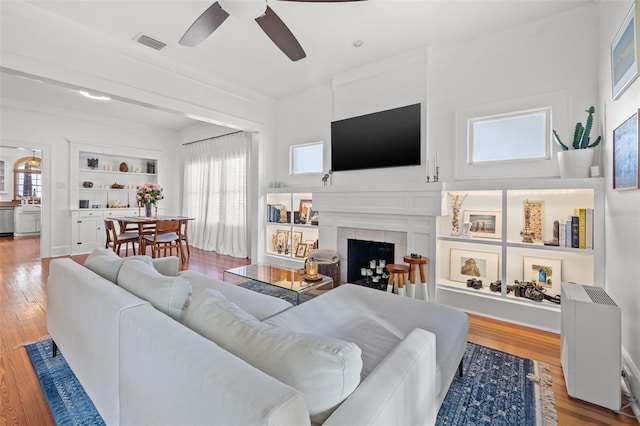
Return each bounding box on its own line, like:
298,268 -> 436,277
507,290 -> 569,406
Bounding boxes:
611,0 -> 639,100
449,248 -> 499,284
273,229 -> 290,253
295,243 -> 307,258
613,110 -> 639,191
298,199 -> 312,224
292,231 -> 303,254
523,200 -> 544,241
304,243 -> 314,257
463,210 -> 502,239
523,256 -> 562,292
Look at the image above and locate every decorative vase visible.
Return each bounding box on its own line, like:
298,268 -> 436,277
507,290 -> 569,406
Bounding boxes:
145,204 -> 152,217
558,149 -> 595,178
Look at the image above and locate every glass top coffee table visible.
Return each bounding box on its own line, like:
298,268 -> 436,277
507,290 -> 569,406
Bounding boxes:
223,264 -> 333,305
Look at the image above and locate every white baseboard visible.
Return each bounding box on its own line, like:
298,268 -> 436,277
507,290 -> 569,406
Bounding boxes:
622,347 -> 640,423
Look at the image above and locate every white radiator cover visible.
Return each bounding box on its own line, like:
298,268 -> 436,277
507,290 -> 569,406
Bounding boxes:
561,282 -> 621,411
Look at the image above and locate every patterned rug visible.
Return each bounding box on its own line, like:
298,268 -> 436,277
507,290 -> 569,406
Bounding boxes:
437,342 -> 557,426
25,339 -> 105,426
24,337 -> 555,425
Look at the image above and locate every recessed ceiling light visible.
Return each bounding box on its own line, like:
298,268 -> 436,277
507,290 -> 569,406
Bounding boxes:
352,40 -> 364,48
79,90 -> 111,101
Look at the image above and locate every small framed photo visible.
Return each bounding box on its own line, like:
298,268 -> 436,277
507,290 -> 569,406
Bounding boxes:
298,199 -> 312,224
463,210 -> 502,239
611,0 -> 640,100
449,248 -> 499,284
523,256 -> 562,294
292,231 -> 303,254
304,243 -> 314,257
295,243 -> 307,258
613,110 -> 639,191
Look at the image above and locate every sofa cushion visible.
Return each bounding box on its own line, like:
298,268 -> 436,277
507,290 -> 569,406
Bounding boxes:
183,289 -> 362,424
84,248 -> 180,282
117,259 -> 192,321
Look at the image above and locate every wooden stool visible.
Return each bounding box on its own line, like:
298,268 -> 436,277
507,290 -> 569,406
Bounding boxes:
386,264 -> 409,296
403,255 -> 429,301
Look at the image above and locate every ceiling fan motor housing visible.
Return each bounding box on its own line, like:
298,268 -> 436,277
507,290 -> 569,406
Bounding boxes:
218,0 -> 267,20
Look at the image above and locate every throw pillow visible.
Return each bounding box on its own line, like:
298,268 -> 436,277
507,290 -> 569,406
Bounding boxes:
117,259 -> 192,321
84,248 -> 152,283
183,289 -> 362,424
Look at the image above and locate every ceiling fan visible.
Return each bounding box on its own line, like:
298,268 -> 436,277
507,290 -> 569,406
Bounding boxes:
179,0 -> 366,62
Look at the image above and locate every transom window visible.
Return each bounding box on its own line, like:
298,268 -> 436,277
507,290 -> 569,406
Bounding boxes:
290,142 -> 323,175
468,108 -> 551,164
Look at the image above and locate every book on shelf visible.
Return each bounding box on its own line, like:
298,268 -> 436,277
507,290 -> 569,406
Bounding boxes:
559,220 -> 566,247
574,208 -> 587,249
571,216 -> 579,249
585,208 -> 594,249
565,220 -> 572,248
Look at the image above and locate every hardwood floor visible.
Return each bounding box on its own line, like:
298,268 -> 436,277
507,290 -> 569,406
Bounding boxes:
0,235 -> 636,425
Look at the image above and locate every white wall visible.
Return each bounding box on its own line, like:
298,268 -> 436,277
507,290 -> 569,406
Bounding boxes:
1,100 -> 180,257
275,5 -> 599,186
596,0 -> 640,410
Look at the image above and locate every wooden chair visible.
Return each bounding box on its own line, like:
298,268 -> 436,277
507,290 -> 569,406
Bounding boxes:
104,219 -> 139,256
178,219 -> 190,264
141,220 -> 183,262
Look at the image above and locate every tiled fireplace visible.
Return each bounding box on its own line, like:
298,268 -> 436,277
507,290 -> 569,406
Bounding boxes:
312,184 -> 442,299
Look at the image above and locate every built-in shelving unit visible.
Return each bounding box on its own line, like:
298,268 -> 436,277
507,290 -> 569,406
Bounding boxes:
265,190 -> 318,265
68,142 -> 161,254
436,178 -> 604,332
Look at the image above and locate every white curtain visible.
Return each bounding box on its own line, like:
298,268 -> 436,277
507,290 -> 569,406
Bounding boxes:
182,132 -> 252,258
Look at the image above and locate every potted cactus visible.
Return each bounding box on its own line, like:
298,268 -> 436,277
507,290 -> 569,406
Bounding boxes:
553,106 -> 602,178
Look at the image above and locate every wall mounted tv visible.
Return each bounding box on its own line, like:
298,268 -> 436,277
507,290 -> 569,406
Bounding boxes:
330,103 -> 421,172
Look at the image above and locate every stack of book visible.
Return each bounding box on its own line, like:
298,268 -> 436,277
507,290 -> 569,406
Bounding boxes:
558,208 -> 594,249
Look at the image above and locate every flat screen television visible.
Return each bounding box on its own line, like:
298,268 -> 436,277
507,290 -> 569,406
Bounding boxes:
330,103 -> 421,172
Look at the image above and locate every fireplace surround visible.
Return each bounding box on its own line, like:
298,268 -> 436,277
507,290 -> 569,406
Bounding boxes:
312,184 -> 442,300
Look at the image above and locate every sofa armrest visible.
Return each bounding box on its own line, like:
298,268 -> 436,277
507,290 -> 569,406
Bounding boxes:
151,256 -> 180,276
47,258 -> 149,425
323,328 -> 437,426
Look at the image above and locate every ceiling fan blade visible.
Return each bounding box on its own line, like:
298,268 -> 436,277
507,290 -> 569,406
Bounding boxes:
179,2 -> 230,47
256,5 -> 306,61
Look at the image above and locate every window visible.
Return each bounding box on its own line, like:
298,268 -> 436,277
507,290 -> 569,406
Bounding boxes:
290,142 -> 323,175
469,108 -> 551,164
14,155 -> 42,201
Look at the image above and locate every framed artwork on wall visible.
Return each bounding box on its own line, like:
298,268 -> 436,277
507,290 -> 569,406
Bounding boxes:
463,210 -> 502,239
611,0 -> 640,100
449,248 -> 499,284
613,110 -> 639,191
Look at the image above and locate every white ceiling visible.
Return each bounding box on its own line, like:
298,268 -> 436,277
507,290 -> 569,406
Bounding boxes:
4,0 -> 591,130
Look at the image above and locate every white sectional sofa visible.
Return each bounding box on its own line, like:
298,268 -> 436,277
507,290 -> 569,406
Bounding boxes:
47,249 -> 469,425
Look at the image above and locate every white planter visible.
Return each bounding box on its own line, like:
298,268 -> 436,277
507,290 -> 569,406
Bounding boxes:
558,149 -> 595,178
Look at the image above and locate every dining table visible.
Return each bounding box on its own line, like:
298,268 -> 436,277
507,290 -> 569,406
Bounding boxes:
116,215 -> 194,262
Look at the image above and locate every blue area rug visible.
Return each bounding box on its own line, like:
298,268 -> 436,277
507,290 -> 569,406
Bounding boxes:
25,337 -> 555,425
437,342 -> 556,425
25,339 -> 105,426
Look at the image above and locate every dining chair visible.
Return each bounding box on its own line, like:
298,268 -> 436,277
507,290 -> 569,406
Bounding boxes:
104,219 -> 139,256
178,219 -> 190,264
141,220 -> 183,261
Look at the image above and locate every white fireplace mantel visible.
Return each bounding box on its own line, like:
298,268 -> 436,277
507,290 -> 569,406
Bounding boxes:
312,184 -> 443,299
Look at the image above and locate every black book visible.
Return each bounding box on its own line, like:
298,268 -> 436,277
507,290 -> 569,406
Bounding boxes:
571,216 -> 579,248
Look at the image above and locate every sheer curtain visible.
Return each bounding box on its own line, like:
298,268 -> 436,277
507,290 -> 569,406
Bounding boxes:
182,132 -> 252,258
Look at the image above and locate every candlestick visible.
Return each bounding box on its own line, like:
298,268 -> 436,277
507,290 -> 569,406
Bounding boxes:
435,151 -> 439,168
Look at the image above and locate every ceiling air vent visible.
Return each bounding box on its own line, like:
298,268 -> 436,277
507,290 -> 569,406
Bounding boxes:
134,34 -> 167,51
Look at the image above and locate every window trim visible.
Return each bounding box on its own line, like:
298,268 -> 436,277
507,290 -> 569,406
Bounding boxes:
289,141 -> 324,176
14,156 -> 42,201
467,107 -> 552,165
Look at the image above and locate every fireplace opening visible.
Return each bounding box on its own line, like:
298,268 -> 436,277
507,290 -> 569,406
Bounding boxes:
347,239 -> 394,290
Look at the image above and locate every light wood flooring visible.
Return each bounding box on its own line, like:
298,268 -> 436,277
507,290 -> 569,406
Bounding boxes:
0,236 -> 636,425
